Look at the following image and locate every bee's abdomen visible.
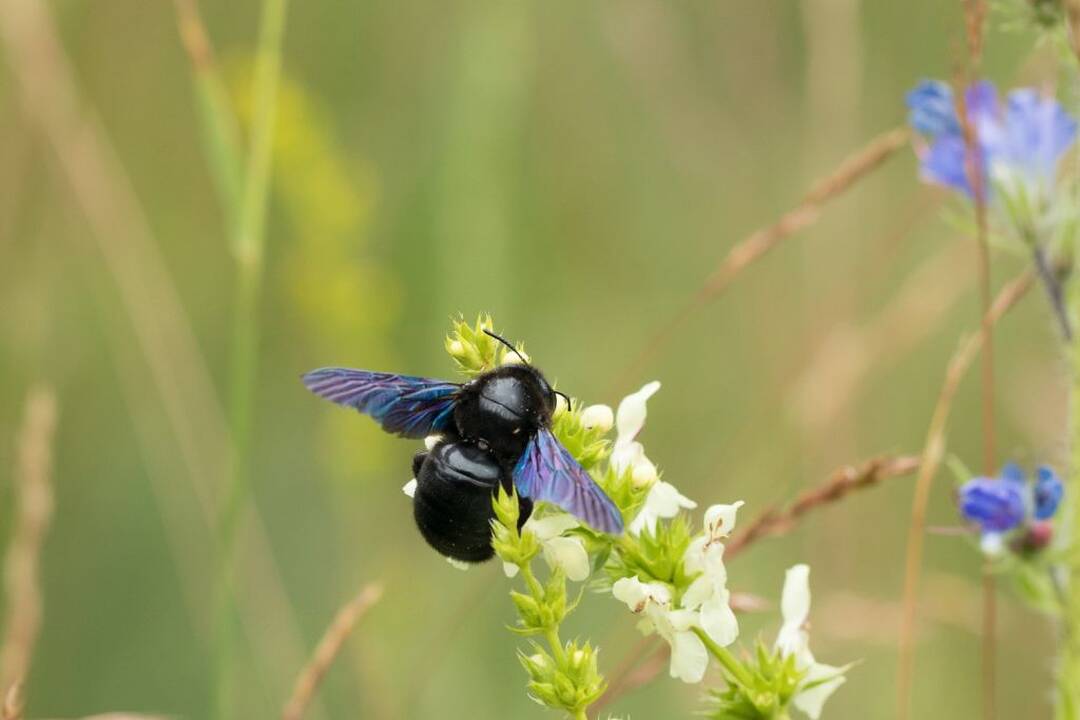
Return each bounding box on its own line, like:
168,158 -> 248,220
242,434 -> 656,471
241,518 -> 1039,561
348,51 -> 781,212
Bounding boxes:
412,442 -> 502,563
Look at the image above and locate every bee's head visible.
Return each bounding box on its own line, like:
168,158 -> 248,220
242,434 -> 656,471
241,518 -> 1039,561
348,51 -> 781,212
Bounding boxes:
482,329 -> 563,416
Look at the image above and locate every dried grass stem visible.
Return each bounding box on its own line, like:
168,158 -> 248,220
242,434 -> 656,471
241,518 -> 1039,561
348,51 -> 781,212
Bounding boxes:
282,583 -> 384,720
1,388 -> 58,706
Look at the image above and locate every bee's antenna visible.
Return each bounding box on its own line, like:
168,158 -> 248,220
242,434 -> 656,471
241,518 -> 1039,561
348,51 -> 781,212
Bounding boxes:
483,328 -> 530,365
554,389 -> 572,408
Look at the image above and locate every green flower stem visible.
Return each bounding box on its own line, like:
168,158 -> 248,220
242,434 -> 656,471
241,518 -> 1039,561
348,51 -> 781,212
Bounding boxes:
213,0 -> 289,717
545,627 -> 568,666
173,0 -> 244,216
519,560 -> 568,666
520,557 -> 545,598
694,627 -> 755,690
572,710 -> 588,720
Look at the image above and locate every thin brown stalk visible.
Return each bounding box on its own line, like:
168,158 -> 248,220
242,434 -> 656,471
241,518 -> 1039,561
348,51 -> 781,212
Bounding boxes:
706,126 -> 911,297
791,238 -> 970,433
896,270 -> 1033,720
172,0 -> 213,70
170,0 -> 243,210
962,0 -> 987,69
45,715 -> 170,720
610,126 -> 911,394
957,3 -> 995,715
953,122 -> 992,478
2,682 -> 22,720
726,455 -> 920,560
1066,0 -> 1080,67
282,583 -> 384,720
1,388 -> 57,707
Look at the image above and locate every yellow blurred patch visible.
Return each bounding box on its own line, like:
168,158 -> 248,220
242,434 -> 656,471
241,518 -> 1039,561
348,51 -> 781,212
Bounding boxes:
229,57 -> 400,480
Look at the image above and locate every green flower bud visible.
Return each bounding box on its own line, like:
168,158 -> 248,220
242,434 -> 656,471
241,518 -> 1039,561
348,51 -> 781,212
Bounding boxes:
445,314 -> 526,376
550,397 -> 611,471
491,486 -> 541,567
518,645 -> 555,681
509,590 -> 545,634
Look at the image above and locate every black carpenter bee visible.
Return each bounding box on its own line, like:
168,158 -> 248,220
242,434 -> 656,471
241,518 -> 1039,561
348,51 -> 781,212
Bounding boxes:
302,330 -> 624,563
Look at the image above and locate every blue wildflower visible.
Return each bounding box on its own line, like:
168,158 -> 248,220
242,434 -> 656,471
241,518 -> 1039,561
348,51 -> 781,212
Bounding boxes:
1034,465 -> 1064,520
958,463 -> 1065,556
906,80 -> 960,136
905,78 -> 1077,201
959,476 -> 1026,533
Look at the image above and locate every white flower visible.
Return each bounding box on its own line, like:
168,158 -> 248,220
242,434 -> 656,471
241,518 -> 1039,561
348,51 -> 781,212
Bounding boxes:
681,502 -> 744,648
775,564 -> 848,720
580,404 -> 614,433
502,513 -> 591,582
614,381 -> 661,442
612,576 -> 709,683
629,481 -> 697,535
980,532 -> 1006,557
611,381 -> 661,485
402,478 -> 418,498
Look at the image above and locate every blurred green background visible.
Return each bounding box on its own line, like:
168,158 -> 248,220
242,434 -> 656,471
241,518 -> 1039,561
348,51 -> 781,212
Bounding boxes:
0,1 -> 1069,718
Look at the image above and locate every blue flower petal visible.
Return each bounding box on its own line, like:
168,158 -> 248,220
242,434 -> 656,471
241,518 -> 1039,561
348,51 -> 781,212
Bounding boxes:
1002,89 -> 1078,188
907,80 -> 959,136
959,477 -> 1026,533
920,134 -> 975,197
964,81 -> 1001,126
1000,462 -> 1025,486
1034,465 -> 1064,520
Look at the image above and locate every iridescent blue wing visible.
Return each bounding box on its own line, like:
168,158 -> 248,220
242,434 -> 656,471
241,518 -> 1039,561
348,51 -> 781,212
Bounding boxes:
513,428 -> 624,534
302,368 -> 460,438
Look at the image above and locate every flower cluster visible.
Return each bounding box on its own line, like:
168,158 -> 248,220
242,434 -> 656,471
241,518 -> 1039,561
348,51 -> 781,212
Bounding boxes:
907,79 -> 1078,337
611,505 -> 742,683
906,79 -> 1077,210
441,317 -> 851,719
599,382 -> 849,717
772,565 -> 849,719
959,462 -> 1064,557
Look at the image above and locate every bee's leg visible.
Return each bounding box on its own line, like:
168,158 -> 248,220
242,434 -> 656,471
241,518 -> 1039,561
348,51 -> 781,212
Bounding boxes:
516,496 -> 534,532
411,451 -> 427,480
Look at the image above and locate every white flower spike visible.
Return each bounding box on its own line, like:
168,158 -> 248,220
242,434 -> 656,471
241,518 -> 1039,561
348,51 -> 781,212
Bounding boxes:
681,502 -> 743,649
612,576 -> 709,683
775,564 -> 848,719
